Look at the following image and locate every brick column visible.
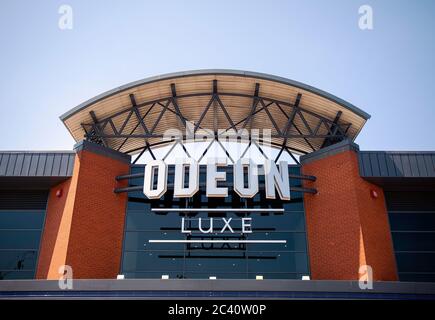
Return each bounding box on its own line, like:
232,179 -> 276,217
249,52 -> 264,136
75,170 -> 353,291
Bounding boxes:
301,140 -> 398,281
36,141 -> 130,279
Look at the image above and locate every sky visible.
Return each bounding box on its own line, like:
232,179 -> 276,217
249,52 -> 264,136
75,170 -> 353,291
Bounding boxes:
0,0 -> 434,153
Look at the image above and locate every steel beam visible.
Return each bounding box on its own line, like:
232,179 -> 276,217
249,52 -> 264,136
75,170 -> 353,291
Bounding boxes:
82,83 -> 351,156
89,111 -> 107,147
321,110 -> 344,148
114,185 -> 317,194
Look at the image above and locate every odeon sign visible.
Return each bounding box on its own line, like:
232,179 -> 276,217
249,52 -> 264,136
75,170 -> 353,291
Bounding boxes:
143,157 -> 292,238
143,158 -> 291,200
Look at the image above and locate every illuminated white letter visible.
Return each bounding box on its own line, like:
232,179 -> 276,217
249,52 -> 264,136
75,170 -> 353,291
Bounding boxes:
206,158 -> 228,197
181,218 -> 191,234
264,160 -> 290,200
199,218 -> 213,233
234,158 -> 259,198
242,218 -> 252,233
174,158 -> 199,198
221,218 -> 234,233
143,160 -> 167,199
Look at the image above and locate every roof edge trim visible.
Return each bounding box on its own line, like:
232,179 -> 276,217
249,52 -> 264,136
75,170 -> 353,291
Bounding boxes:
59,69 -> 371,122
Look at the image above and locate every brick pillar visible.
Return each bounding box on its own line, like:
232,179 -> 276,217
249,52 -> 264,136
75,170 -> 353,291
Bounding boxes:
36,141 -> 130,279
301,140 -> 398,281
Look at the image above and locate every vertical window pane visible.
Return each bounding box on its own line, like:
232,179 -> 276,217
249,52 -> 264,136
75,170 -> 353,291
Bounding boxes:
387,192 -> 435,282
0,250 -> 37,270
0,211 -> 45,229
0,209 -> 46,280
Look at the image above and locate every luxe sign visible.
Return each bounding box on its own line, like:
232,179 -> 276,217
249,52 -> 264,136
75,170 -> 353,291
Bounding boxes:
143,158 -> 291,200
180,217 -> 253,234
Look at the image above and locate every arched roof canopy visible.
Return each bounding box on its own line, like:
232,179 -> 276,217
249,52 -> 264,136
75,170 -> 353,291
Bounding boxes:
60,70 -> 370,156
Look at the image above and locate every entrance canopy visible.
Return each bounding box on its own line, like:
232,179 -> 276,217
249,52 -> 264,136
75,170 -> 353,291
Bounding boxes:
60,70 -> 370,157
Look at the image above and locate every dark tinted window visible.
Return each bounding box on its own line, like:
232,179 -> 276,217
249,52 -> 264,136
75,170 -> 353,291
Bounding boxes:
387,191 -> 435,282
121,165 -> 310,279
0,209 -> 46,280
0,190 -> 48,280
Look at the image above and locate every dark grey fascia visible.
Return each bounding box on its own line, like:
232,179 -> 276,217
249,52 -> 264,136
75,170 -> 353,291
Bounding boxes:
0,279 -> 434,300
74,140 -> 131,164
300,139 -> 360,165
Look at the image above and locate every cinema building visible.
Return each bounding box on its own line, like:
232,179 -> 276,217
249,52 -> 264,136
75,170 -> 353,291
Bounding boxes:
0,70 -> 434,299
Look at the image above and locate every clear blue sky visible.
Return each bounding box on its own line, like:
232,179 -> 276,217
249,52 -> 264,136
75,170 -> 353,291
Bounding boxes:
1,0 -> 434,151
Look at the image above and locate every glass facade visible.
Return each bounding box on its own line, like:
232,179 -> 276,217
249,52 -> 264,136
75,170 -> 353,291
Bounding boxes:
121,165 -> 310,279
387,191 -> 435,282
0,193 -> 46,280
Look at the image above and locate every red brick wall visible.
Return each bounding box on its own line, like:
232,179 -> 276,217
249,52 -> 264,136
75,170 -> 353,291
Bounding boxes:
36,178 -> 72,279
302,150 -> 398,281
36,149 -> 129,279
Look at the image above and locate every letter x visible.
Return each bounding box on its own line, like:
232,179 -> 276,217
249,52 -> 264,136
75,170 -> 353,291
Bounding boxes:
221,218 -> 234,233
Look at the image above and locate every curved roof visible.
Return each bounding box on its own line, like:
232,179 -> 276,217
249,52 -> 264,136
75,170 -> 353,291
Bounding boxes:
60,69 -> 370,155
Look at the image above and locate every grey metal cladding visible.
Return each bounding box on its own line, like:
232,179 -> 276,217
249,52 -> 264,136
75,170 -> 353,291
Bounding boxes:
66,154 -> 75,176
359,151 -> 435,178
13,154 -> 25,176
360,152 -> 371,176
28,154 -> 40,176
377,152 -> 389,176
43,154 -> 54,176
36,154 -> 47,176
21,154 -> 32,176
0,154 -> 9,175
0,152 -> 75,177
59,154 -> 70,176
5,154 -> 17,176
369,153 -> 380,176
426,154 -> 435,176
